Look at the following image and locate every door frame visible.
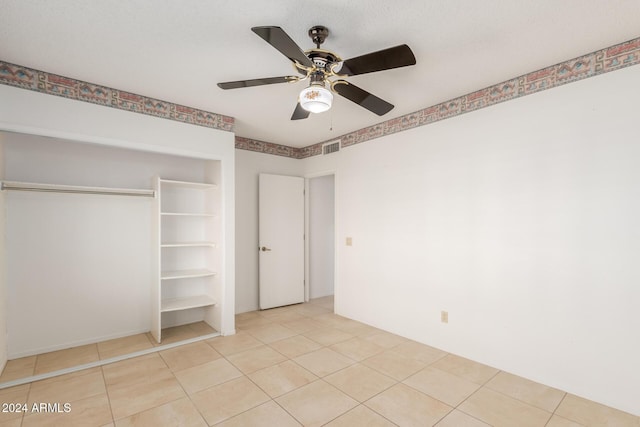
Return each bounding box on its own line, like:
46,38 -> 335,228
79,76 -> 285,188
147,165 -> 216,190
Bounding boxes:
304,170 -> 337,304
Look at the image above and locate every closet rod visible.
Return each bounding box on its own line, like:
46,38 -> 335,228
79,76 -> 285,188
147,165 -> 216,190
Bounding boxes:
0,181 -> 156,198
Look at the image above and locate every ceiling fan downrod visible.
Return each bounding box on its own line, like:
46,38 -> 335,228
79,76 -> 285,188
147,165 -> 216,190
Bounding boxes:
308,25 -> 329,48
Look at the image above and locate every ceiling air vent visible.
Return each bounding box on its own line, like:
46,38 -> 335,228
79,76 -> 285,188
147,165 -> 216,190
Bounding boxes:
322,140 -> 341,155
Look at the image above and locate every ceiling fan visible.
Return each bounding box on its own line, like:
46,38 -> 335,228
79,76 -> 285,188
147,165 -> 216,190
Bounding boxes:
217,25 -> 416,120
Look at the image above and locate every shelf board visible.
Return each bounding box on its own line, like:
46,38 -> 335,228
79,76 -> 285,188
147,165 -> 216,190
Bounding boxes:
161,241 -> 216,248
161,295 -> 216,312
159,179 -> 218,190
161,269 -> 217,280
161,212 -> 216,217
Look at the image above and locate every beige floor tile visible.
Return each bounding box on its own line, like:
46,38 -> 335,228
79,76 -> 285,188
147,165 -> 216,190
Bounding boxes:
554,394 -> 639,427
190,376 -> 270,425
0,419 -> 23,427
226,345 -> 287,374
0,383 -> 30,397
236,310 -> 262,321
330,337 -> 385,361
365,383 -> 452,426
485,371 -> 565,412
186,321 -> 217,335
22,393 -> 112,427
258,305 -> 299,318
391,340 -> 448,364
207,332 -> 264,356
0,385 -> 30,423
216,400 -> 301,427
269,335 -> 322,358
435,409 -> 491,427
312,313 -> 353,328
248,360 -> 317,398
403,366 -> 481,406
235,315 -> 274,330
159,341 -> 221,372
309,295 -> 334,305
107,374 -> 186,420
293,348 -> 355,377
281,318 -> 326,334
34,344 -> 100,375
157,324 -> 200,345
293,304 -> 332,317
431,354 -> 499,384
324,363 -> 396,402
246,323 -> 298,344
363,331 -> 408,349
458,387 -> 552,427
101,354 -> 167,386
28,368 -> 106,405
325,405 -> 396,427
97,333 -> 154,360
337,323 -> 381,337
276,380 -> 358,427
362,349 -> 426,381
114,397 -> 206,427
0,356 -> 36,382
303,328 -> 354,346
545,414 -> 586,427
173,357 -> 243,394
262,311 -> 307,324
103,355 -> 185,420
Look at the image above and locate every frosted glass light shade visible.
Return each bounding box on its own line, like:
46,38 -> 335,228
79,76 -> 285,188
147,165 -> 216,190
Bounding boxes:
299,85 -> 333,113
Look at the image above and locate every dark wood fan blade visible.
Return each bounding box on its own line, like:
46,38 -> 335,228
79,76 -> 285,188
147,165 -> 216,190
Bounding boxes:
217,76 -> 298,90
252,26 -> 314,68
339,44 -> 416,76
333,81 -> 394,116
291,102 -> 310,120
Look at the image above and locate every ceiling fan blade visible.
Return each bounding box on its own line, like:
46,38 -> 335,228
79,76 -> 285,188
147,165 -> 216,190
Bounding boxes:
333,81 -> 394,116
217,76 -> 298,90
339,44 -> 416,76
291,102 -> 310,120
252,26 -> 314,68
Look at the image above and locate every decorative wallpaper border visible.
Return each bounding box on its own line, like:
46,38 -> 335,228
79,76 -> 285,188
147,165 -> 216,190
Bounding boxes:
238,36 -> 640,159
0,62 -> 235,132
1,36 -> 639,157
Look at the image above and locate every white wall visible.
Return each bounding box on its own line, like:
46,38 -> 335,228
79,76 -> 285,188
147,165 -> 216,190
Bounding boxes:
235,149 -> 303,313
0,134 -> 7,371
309,174 -> 334,299
0,85 -> 236,356
302,65 -> 640,416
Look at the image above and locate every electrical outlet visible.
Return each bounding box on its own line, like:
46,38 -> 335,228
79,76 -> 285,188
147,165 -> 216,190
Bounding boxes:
346,237 -> 353,246
441,311 -> 448,323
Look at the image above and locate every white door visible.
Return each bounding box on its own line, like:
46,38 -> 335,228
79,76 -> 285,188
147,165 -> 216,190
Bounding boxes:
259,173 -> 305,309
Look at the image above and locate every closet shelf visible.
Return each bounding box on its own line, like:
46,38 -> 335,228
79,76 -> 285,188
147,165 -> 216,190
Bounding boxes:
161,295 -> 216,312
161,241 -> 216,248
159,179 -> 218,190
161,269 -> 217,280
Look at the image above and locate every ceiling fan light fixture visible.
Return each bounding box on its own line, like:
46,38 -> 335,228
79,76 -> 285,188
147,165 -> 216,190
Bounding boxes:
299,84 -> 333,113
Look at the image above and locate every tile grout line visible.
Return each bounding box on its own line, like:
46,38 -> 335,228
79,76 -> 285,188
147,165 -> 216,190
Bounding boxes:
99,363 -> 116,425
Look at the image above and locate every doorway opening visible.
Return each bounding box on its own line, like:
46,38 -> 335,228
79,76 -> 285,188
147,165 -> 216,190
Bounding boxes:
306,173 -> 335,311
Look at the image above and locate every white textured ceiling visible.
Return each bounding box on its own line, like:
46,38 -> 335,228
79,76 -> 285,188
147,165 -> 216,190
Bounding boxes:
1,0 -> 640,147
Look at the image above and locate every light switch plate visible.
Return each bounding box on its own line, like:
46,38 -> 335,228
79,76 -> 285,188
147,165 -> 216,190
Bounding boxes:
346,237 -> 353,246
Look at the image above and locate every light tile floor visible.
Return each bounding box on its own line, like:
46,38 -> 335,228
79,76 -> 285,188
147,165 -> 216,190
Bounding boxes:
0,296 -> 638,426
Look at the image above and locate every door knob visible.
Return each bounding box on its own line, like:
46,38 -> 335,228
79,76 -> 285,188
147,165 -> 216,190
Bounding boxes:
260,246 -> 272,252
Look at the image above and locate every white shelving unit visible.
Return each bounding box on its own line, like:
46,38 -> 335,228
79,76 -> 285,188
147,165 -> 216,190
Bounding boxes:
151,177 -> 222,343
